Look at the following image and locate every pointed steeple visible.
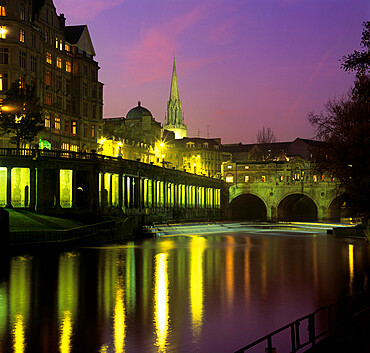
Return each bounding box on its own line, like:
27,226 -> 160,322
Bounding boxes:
164,55 -> 187,139
170,56 -> 180,101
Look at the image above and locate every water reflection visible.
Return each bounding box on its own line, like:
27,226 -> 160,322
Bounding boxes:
154,252 -> 169,352
1,229 -> 370,353
10,256 -> 32,353
190,236 -> 205,342
58,252 -> 79,353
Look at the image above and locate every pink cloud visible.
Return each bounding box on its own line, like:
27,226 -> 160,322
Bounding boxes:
53,0 -> 124,23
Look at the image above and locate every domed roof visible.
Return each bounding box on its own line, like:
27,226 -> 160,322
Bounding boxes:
126,101 -> 153,120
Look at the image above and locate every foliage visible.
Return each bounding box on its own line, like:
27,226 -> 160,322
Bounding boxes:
0,81 -> 44,148
256,126 -> 276,144
308,75 -> 370,220
341,21 -> 370,76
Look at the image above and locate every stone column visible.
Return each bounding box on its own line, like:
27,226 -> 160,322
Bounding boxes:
72,169 -> 77,208
55,169 -> 61,209
29,167 -> 36,211
6,167 -> 12,208
119,173 -> 123,210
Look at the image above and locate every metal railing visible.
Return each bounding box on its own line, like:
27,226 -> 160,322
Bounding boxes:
234,290 -> 370,353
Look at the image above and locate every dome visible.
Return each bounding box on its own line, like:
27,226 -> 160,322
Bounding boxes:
126,101 -> 153,120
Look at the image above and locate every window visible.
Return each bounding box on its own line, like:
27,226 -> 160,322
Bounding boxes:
64,119 -> 70,133
54,117 -> 60,130
56,56 -> 62,68
83,82 -> 87,96
31,35 -> 36,48
20,30 -> 25,43
46,52 -> 52,64
45,71 -> 51,86
20,6 -> 25,21
262,176 -> 266,182
65,79 -> 71,94
45,114 -> 51,128
18,76 -> 24,89
0,26 -> 6,39
70,144 -> 78,152
30,55 -> 36,72
56,75 -> 61,90
83,65 -> 88,76
55,37 -> 58,49
313,175 -> 317,182
280,175 -> 284,182
56,96 -> 62,109
83,124 -> 87,138
0,47 -> 8,64
19,51 -> 26,68
61,143 -> 69,151
65,43 -> 70,52
0,73 -> 8,91
72,120 -> 77,135
203,142 -> 209,148
245,175 -> 249,183
91,125 -> 95,138
66,99 -> 72,113
92,104 -> 96,118
0,4 -> 6,17
225,174 -> 234,183
45,93 -> 52,106
90,69 -> 96,80
66,61 -> 71,72
59,40 -> 63,50
83,102 -> 87,116
45,31 -> 48,43
92,85 -> 97,99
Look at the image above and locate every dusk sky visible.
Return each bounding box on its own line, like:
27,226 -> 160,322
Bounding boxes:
53,0 -> 369,143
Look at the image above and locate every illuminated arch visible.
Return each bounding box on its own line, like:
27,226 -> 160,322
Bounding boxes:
328,195 -> 350,222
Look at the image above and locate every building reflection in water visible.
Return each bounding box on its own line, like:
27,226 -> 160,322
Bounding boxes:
114,254 -> 126,353
154,252 -> 169,352
225,236 -> 235,307
10,256 -> 32,353
348,244 -> 354,294
58,252 -> 79,353
190,236 -> 206,342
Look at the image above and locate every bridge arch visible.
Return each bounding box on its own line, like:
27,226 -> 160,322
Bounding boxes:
277,193 -> 318,221
229,193 -> 267,221
328,195 -> 350,222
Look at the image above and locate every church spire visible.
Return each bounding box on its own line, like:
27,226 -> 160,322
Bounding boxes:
170,56 -> 180,101
164,55 -> 187,139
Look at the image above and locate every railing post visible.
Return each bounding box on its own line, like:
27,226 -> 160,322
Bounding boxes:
290,324 -> 296,352
308,314 -> 315,347
267,336 -> 273,353
295,321 -> 301,349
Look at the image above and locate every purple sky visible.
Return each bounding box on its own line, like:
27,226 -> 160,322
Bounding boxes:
54,0 -> 369,143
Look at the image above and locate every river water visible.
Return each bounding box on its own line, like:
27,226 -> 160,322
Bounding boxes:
0,223 -> 369,353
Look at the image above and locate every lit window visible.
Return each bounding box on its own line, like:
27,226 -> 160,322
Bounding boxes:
46,52 -> 52,64
72,120 -> 77,135
20,30 -> 25,42
18,76 -> 24,88
54,117 -> 60,130
59,40 -> 63,50
70,144 -> 78,152
321,175 -> 325,181
65,43 -> 70,52
0,4 -> 6,17
56,56 -> 62,68
20,6 -> 25,21
45,114 -> 50,128
45,71 -> 51,86
313,175 -> 317,182
227,165 -> 232,169
245,175 -> 249,183
225,174 -> 234,183
55,37 -> 58,49
91,125 -> 95,138
262,176 -> 266,182
0,47 -> 8,64
61,143 -> 69,151
66,61 -> 71,73
0,73 -> 8,91
280,175 -> 284,182
245,166 -> 249,169
45,93 -> 52,106
0,26 -> 6,39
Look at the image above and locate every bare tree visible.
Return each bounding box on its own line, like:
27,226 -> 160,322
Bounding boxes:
256,126 -> 276,144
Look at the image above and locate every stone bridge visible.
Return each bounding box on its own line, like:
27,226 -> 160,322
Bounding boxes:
223,158 -> 346,222
0,148 -> 227,223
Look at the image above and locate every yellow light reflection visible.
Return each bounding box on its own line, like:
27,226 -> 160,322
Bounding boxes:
59,310 -> 72,353
154,253 -> 169,352
13,314 -> 25,353
225,236 -> 234,306
114,285 -> 125,353
190,237 -> 205,342
349,244 -> 354,293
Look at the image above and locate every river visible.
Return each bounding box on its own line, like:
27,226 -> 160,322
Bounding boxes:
0,223 -> 369,353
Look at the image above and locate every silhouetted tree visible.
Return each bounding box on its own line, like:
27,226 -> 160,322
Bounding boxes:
256,126 -> 276,144
308,25 -> 370,220
0,81 -> 43,149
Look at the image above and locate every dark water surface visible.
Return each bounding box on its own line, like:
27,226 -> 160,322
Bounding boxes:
0,225 -> 369,353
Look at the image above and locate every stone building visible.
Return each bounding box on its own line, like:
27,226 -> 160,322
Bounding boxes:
101,102 -> 162,164
0,0 -> 103,151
